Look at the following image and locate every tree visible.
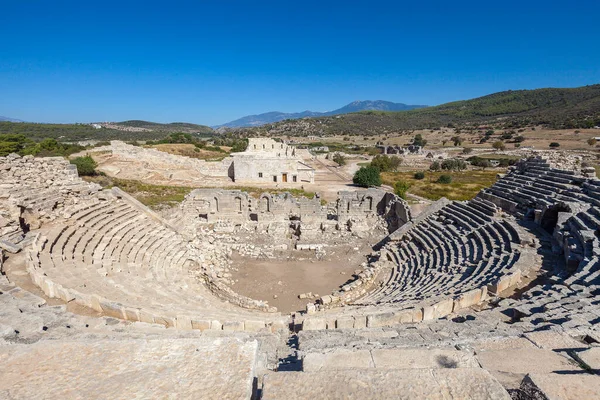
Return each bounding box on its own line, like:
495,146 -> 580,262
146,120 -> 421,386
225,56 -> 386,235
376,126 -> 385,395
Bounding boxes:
394,180 -> 411,199
588,138 -> 597,146
332,153 -> 346,166
437,174 -> 452,184
370,155 -> 392,172
70,155 -> 98,176
492,141 -> 506,151
353,166 -> 381,187
513,135 -> 525,143
388,156 -> 402,171
412,134 -> 427,147
441,158 -> 467,171
549,142 -> 560,148
451,136 -> 462,146
429,161 -> 441,172
413,171 -> 425,180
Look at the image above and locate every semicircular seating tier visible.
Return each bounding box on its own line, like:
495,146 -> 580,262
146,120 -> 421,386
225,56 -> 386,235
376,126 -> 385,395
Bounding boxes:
302,156 -> 600,332
0,154 -> 287,332
25,194 -> 288,331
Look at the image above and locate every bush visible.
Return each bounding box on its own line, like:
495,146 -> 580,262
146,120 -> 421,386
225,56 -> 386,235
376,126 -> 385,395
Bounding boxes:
70,155 -> 98,176
492,141 -> 506,151
441,158 -> 467,171
549,142 -> 560,148
587,138 -> 597,146
370,155 -> 401,172
429,160 -> 441,171
462,147 -> 473,154
332,153 -> 346,166
353,166 -> 381,187
412,134 -> 427,147
394,180 -> 411,199
413,171 -> 425,180
437,174 -> 452,184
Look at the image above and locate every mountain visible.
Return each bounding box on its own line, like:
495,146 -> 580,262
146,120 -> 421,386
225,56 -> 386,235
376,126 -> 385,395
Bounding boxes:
214,100 -> 426,128
0,116 -> 23,122
227,84 -> 600,136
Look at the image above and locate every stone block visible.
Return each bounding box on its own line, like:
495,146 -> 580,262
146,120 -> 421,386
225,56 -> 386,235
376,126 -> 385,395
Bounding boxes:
90,294 -> 103,313
175,315 -> 192,330
574,347 -> 600,374
302,318 -> 326,331
303,349 -> 374,372
0,337 -> 258,400
123,308 -> 141,322
335,316 -> 354,329
153,315 -> 176,328
453,288 -> 483,311
520,373 -> 600,400
434,298 -> 454,318
243,320 -> 265,332
190,318 -> 211,331
366,312 -> 398,328
222,321 -> 244,331
371,348 -> 479,369
353,315 -> 367,329
524,331 -> 585,350
138,310 -> 155,325
99,300 -> 126,319
210,320 -> 223,330
262,369 -> 511,400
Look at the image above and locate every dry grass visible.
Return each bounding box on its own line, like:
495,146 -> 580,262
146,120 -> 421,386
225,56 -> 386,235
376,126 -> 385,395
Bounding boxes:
148,143 -> 227,160
382,168 -> 504,201
83,176 -> 326,209
84,175 -> 194,210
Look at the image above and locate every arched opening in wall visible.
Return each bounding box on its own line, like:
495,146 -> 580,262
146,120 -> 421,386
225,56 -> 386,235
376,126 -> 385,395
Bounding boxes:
366,197 -> 373,212
347,201 -> 351,212
540,204 -> 571,233
213,197 -> 219,212
262,196 -> 270,212
235,197 -> 242,212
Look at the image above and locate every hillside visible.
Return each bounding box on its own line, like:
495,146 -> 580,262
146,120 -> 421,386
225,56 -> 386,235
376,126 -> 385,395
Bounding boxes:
214,100 -> 426,128
226,85 -> 600,136
115,120 -> 214,135
0,122 -> 180,142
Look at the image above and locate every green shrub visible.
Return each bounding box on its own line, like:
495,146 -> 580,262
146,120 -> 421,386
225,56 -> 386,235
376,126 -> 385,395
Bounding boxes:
413,171 -> 425,180
353,166 -> 381,187
394,180 -> 411,199
70,155 -> 98,176
332,153 -> 346,166
549,142 -> 560,148
437,174 -> 452,184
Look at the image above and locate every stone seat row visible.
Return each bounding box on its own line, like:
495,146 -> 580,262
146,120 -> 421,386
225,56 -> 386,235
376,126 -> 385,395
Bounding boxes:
352,201 -> 522,317
25,195 -> 289,332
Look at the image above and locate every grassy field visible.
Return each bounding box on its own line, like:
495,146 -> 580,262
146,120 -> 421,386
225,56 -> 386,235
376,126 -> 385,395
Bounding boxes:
83,176 -> 325,210
84,175 -> 194,210
382,168 -> 504,201
149,143 -> 227,160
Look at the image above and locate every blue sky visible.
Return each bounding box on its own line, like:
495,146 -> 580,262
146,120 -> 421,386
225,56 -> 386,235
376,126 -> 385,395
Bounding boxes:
1,1 -> 599,125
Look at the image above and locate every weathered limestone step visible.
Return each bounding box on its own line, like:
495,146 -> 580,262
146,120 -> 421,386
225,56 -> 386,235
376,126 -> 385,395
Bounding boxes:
261,368 -> 511,400
520,373 -> 600,400
302,347 -> 479,371
0,337 -> 258,400
476,348 -> 583,389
